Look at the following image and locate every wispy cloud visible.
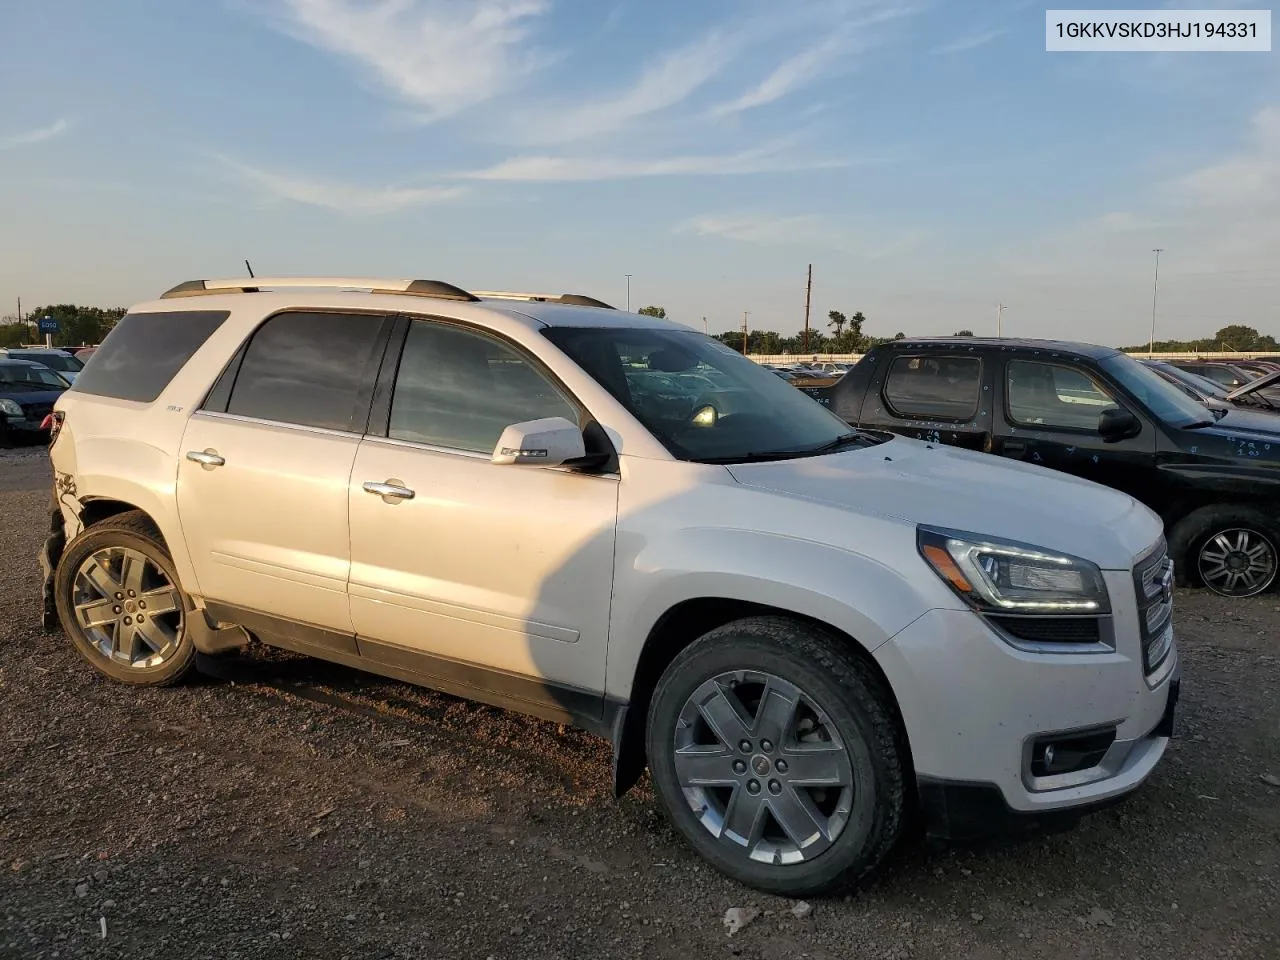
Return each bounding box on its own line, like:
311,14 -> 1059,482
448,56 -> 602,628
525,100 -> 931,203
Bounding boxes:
261,0 -> 550,120
931,28 -> 1006,55
680,212 -> 846,246
513,29 -> 740,143
1177,106 -> 1280,207
710,34 -> 849,117
217,155 -> 466,214
679,211 -> 927,258
711,5 -> 920,116
1,118 -> 70,151
455,144 -> 855,182
1003,105 -> 1280,284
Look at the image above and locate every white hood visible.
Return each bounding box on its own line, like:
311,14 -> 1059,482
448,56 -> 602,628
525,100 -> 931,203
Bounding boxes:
726,436 -> 1162,570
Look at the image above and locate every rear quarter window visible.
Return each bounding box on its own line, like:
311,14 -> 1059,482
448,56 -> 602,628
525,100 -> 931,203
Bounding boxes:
72,310 -> 230,403
882,355 -> 982,421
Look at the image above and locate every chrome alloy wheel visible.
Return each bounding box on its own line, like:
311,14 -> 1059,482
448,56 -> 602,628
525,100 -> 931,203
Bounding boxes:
673,670 -> 855,866
1197,527 -> 1278,598
72,546 -> 184,667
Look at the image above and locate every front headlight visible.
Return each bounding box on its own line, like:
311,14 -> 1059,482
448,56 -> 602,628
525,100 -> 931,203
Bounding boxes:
918,526 -> 1109,613
0,398 -> 23,418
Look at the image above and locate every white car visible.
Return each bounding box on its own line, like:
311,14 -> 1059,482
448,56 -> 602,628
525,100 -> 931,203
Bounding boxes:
0,347 -> 84,384
42,276 -> 1179,895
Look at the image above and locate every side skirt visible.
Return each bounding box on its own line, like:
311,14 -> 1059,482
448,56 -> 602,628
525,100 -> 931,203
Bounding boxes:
203,601 -> 621,740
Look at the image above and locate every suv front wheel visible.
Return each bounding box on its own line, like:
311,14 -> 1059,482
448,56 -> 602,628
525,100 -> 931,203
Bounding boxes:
646,616 -> 905,895
54,511 -> 197,685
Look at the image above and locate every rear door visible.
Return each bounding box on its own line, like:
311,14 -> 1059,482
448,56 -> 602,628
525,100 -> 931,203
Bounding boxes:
847,350 -> 994,450
992,357 -> 1158,503
176,310 -> 391,636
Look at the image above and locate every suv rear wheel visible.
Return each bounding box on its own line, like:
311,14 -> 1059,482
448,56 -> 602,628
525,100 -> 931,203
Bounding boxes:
1171,506 -> 1280,598
646,616 -> 905,895
54,511 -> 196,685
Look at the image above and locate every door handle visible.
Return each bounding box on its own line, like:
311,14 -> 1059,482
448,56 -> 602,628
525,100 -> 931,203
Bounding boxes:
1002,440 -> 1027,455
186,449 -> 225,467
363,480 -> 415,502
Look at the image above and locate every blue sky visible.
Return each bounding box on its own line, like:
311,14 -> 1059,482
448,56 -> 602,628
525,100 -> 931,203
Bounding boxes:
1,0 -> 1277,344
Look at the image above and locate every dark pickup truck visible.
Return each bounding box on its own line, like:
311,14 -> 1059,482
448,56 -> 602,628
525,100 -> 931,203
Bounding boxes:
818,338 -> 1280,598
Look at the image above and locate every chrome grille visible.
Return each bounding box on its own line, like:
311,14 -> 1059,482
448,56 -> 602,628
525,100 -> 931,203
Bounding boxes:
1133,539 -> 1174,675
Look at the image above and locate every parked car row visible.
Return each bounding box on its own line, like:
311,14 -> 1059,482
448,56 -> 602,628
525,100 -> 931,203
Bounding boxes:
0,347 -> 102,444
0,347 -> 86,384
765,360 -> 852,380
0,355 -> 80,445
42,278 -> 1179,897
794,340 -> 1280,599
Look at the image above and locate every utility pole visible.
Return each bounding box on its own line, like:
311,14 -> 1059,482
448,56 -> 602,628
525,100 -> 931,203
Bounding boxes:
802,263 -> 813,353
741,311 -> 750,356
996,302 -> 1005,337
1148,248 -> 1164,358
625,274 -> 632,312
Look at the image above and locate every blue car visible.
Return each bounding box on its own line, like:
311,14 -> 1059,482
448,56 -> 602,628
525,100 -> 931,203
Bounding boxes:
0,359 -> 70,444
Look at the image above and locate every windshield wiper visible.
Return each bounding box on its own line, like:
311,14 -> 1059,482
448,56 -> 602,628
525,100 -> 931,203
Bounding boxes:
801,432 -> 873,455
695,451 -> 807,464
696,432 -> 872,465
1183,419 -> 1217,430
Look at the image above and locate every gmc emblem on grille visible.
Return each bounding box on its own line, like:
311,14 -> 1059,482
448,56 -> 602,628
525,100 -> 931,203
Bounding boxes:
1159,567 -> 1174,606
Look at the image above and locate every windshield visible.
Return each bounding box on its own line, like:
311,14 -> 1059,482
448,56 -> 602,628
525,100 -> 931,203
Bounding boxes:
1099,354 -> 1213,427
542,327 -> 866,462
0,364 -> 70,390
1165,366 -> 1231,399
35,354 -> 83,372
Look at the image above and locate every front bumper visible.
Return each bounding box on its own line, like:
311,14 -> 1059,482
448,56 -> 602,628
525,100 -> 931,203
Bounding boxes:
917,676 -> 1179,839
875,588 -> 1178,835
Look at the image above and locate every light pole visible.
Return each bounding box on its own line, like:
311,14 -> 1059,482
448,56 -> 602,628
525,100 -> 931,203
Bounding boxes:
1148,248 -> 1164,358
625,274 -> 632,312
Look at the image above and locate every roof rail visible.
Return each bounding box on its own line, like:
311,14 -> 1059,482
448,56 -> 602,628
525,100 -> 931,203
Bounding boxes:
471,291 -> 617,310
159,277 -> 480,302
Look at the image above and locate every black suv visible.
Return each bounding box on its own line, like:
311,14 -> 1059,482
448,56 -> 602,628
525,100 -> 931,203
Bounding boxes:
821,338 -> 1280,598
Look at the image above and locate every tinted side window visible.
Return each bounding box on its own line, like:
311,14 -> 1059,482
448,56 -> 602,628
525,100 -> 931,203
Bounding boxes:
72,311 -> 229,403
883,355 -> 982,421
1006,360 -> 1118,430
225,312 -> 386,431
389,321 -> 577,454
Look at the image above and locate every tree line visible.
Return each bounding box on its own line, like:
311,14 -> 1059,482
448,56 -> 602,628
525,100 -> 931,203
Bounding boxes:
1118,324 -> 1278,354
639,304 -> 912,355
3,303 -> 1271,358
0,305 -> 125,349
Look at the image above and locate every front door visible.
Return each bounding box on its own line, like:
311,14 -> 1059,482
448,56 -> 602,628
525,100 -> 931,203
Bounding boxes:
992,358 -> 1157,506
176,310 -> 390,634
347,317 -> 619,717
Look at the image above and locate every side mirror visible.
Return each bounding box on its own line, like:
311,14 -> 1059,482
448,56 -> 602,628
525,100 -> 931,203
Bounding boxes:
491,417 -> 586,467
1098,407 -> 1140,443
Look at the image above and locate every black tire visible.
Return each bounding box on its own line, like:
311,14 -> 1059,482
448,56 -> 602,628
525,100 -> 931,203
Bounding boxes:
646,616 -> 905,896
54,510 -> 197,685
1168,505 -> 1280,598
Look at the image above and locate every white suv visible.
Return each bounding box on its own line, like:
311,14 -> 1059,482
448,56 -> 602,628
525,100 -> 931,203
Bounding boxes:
41,277 -> 1179,895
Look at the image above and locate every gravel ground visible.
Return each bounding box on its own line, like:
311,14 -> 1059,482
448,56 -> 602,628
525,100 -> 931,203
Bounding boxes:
2,445 -> 1278,960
